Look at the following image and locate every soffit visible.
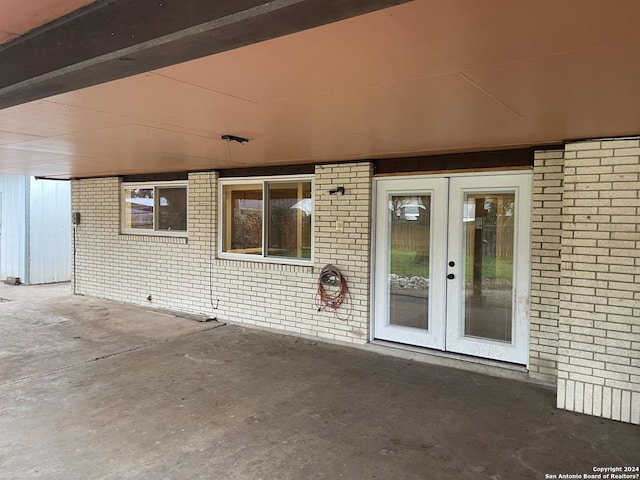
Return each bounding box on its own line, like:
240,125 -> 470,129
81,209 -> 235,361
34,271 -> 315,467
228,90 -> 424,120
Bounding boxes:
1,0 -> 640,178
0,0 -> 95,43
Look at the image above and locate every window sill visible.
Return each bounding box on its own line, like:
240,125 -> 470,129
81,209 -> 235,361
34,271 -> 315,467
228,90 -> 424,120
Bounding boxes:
215,255 -> 314,272
119,234 -> 188,244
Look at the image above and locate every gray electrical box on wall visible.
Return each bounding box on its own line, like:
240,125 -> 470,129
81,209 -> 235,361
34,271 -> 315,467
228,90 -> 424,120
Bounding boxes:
72,212 -> 81,225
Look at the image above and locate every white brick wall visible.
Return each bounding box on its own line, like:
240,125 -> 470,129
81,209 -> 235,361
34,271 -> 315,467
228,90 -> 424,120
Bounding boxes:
314,163 -> 373,341
556,137 -> 640,424
72,145 -> 640,424
530,150 -> 565,383
71,163 -> 373,344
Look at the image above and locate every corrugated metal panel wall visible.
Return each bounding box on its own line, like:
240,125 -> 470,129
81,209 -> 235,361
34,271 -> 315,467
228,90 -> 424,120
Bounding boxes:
0,176 -> 28,282
28,178 -> 71,284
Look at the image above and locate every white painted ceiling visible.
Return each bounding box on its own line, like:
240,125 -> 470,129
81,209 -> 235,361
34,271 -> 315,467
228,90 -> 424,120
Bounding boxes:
1,0 -> 640,178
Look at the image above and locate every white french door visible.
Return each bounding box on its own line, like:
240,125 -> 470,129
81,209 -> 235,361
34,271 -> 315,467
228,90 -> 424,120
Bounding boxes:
373,172 -> 531,364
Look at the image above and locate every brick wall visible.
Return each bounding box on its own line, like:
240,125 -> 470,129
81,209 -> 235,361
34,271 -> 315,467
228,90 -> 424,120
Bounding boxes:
556,138 -> 640,424
72,146 -> 640,424
71,162 -> 373,344
314,163 -> 373,340
529,150 -> 565,383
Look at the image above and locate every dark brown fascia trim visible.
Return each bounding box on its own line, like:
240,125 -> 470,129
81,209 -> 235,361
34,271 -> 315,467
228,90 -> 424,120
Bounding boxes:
208,149 -> 535,177
58,147 -> 541,181
121,172 -> 189,183
537,143 -> 566,151
218,164 -> 315,178
86,164 -> 315,181
373,148 -> 535,175
0,0 -> 412,109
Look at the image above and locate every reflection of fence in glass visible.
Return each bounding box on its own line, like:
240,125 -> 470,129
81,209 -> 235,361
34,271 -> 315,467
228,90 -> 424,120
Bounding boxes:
463,193 -> 515,288
464,224 -> 514,257
389,193 -> 515,280
391,220 -> 514,259
131,210 -> 153,228
391,222 -> 430,254
125,188 -> 153,229
390,195 -> 430,277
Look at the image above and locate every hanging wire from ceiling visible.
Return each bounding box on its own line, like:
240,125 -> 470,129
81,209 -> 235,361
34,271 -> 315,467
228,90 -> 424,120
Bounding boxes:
206,134 -> 249,319
221,134 -> 249,164
225,136 -> 232,163
208,169 -> 219,320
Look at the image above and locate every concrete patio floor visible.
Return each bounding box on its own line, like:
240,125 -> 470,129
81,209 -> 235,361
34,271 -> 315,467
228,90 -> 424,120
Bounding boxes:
0,283 -> 638,480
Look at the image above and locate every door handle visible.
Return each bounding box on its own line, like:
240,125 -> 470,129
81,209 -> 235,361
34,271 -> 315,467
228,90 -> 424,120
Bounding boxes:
447,273 -> 455,280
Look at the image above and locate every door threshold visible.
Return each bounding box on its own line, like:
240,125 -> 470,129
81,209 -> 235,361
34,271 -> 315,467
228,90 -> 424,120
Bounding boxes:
367,339 -> 540,384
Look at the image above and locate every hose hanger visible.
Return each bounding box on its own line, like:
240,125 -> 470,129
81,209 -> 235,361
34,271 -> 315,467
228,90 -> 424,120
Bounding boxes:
315,264 -> 352,321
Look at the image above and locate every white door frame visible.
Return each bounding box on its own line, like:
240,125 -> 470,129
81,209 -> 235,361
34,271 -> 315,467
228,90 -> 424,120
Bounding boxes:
445,173 -> 531,364
372,177 -> 448,349
372,171 -> 531,365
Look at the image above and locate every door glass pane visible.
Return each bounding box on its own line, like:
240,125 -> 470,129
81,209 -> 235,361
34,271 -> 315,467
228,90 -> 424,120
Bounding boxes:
388,195 -> 430,330
462,192 -> 515,342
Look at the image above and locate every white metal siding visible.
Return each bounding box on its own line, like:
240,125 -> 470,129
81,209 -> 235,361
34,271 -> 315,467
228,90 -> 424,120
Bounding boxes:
0,176 -> 28,282
28,178 -> 71,284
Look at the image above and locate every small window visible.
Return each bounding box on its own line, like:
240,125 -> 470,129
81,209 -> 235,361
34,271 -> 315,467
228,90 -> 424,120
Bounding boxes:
220,176 -> 313,263
122,181 -> 187,236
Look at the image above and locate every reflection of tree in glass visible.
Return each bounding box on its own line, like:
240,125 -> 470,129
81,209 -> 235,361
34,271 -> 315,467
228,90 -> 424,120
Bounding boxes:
483,198 -> 514,225
467,193 -> 515,285
132,188 -> 152,199
270,205 -> 297,255
232,209 -> 261,250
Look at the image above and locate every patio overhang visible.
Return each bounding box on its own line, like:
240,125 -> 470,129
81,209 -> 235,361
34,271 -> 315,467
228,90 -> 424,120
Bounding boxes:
1,1 -> 640,179
0,0 -> 411,109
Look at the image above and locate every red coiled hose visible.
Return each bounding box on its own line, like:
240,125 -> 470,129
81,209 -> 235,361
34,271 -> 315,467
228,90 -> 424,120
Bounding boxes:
315,264 -> 352,321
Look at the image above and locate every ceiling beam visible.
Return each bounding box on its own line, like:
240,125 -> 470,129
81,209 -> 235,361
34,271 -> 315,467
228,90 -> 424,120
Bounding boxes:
0,0 -> 412,109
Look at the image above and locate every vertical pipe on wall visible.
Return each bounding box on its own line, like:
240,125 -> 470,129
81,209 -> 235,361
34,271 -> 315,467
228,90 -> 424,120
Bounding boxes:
73,224 -> 77,295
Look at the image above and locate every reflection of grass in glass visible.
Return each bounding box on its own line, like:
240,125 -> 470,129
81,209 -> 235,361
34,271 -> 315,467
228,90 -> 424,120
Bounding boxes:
465,256 -> 513,281
390,250 -> 513,281
391,250 -> 429,277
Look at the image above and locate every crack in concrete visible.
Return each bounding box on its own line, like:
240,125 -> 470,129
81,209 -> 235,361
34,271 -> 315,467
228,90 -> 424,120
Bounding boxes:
0,322 -> 226,387
511,446 -> 550,477
183,353 -> 226,364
